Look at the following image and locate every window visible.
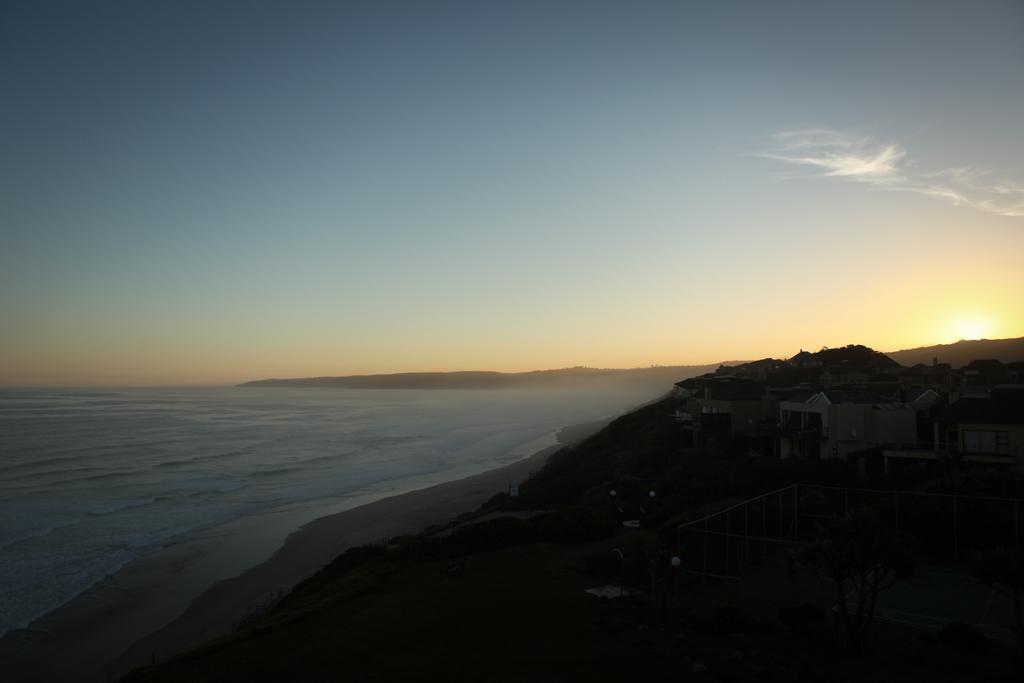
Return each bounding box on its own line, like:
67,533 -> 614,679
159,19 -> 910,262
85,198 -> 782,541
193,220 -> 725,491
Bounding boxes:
962,430 -> 1009,455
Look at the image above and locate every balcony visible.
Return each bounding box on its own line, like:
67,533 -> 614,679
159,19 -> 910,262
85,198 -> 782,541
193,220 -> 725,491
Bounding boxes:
671,410 -> 694,424
779,424 -> 823,439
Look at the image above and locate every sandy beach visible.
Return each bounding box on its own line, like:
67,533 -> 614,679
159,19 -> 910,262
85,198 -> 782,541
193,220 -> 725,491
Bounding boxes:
0,419 -> 606,683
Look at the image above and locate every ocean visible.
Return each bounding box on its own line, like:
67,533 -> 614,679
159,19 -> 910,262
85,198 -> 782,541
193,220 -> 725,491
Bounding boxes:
0,385 -> 657,637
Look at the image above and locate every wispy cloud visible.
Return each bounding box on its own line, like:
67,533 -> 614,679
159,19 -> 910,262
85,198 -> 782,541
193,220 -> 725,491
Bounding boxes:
760,128 -> 1024,217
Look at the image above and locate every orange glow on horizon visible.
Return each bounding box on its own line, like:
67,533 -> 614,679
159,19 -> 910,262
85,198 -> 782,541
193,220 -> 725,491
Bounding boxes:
947,314 -> 996,343
3,317 -> 1022,388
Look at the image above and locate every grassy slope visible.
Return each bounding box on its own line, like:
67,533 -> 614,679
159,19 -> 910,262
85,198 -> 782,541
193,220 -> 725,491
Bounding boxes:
125,537 -> 699,682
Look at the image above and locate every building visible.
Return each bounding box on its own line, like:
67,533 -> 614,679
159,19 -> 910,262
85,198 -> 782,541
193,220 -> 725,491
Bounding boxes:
934,385 -> 1024,469
778,389 -> 917,460
898,360 -> 958,394
673,376 -> 777,452
957,359 -> 1013,399
693,378 -> 774,434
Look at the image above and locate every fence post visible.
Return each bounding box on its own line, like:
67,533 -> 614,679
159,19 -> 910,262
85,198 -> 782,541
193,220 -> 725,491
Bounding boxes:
894,493 -> 900,531
793,484 -> 799,541
744,501 -> 749,576
779,490 -> 783,540
762,494 -> 767,559
1015,500 -> 1020,548
953,495 -> 959,557
762,495 -> 767,536
844,488 -> 849,517
703,519 -> 709,579
725,510 -> 731,577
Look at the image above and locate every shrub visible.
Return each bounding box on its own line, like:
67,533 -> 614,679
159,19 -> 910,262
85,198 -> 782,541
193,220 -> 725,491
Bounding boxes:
702,603 -> 750,636
799,508 -> 913,655
935,621 -> 991,655
449,516 -> 535,554
777,603 -> 825,635
294,544 -> 387,591
573,549 -> 624,579
531,506 -> 618,542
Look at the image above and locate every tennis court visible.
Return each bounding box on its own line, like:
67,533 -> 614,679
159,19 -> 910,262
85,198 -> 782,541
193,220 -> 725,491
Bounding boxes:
863,565 -> 1018,643
676,484 -> 1023,643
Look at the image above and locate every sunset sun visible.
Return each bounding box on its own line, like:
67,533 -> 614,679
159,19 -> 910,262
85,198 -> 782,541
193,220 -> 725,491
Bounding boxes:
953,316 -> 994,341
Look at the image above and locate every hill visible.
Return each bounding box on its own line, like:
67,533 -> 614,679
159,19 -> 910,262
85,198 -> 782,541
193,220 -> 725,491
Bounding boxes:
238,364 -> 730,390
122,399 -> 861,682
242,337 -> 1024,392
124,395 -> 1022,682
887,337 -> 1024,367
812,344 -> 900,367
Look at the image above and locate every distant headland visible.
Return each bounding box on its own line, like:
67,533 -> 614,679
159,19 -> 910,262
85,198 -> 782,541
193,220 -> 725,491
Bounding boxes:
239,337 -> 1024,390
238,365 -> 732,390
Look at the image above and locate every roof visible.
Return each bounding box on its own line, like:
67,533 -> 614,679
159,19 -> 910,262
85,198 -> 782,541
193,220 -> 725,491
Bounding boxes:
938,391 -> 1024,426
707,379 -> 765,401
993,385 -> 1024,398
818,389 -> 895,405
771,387 -> 817,403
675,373 -> 717,389
873,402 -> 914,411
904,363 -> 951,375
904,387 -> 940,403
963,358 -> 1004,371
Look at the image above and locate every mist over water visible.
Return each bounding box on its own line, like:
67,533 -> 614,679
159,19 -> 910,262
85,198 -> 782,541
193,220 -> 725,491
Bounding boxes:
0,385 -> 657,636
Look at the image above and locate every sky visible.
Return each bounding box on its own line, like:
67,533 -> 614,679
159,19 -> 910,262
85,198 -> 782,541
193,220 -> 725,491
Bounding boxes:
2,0 -> 1023,386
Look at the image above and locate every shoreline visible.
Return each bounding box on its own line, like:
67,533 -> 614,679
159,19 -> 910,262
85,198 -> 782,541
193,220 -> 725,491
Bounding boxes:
0,418 -> 608,682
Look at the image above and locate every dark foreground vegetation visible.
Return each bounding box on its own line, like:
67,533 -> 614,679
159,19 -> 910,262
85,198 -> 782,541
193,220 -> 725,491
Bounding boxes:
124,397 -> 1023,682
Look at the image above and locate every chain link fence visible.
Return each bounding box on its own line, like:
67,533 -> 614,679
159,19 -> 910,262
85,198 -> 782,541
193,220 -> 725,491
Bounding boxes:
676,483 -> 1024,580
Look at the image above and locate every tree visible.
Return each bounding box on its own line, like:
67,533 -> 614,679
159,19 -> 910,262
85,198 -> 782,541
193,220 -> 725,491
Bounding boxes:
800,508 -> 913,654
973,545 -> 1024,653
